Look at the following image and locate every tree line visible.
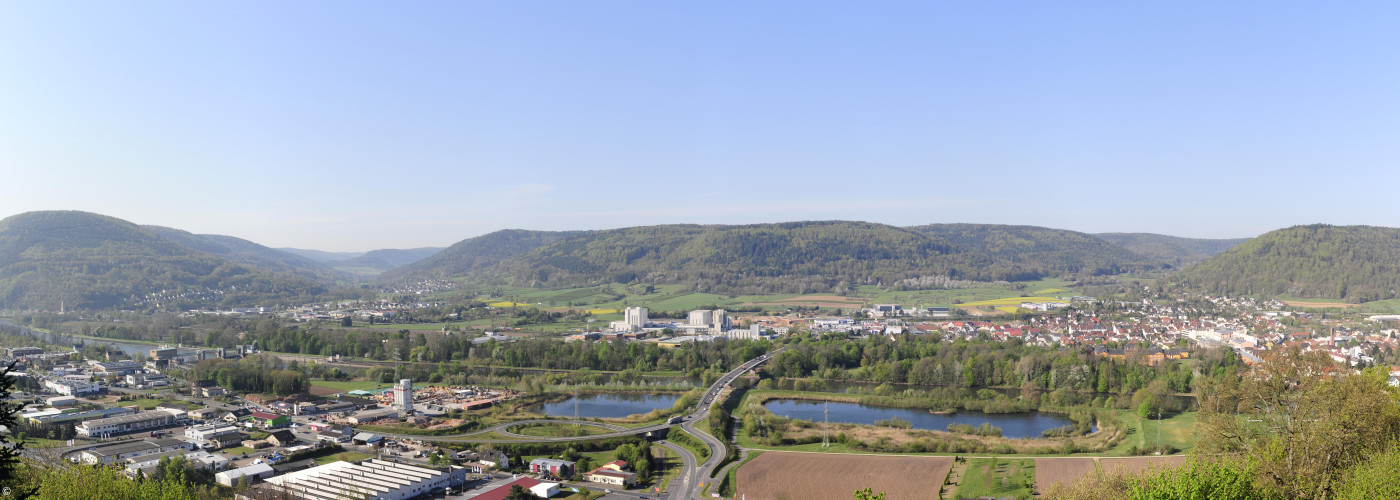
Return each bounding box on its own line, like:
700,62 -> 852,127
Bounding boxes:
765,334 -> 1241,395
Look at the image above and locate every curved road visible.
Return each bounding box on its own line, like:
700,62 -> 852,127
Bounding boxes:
372,350 -> 778,447
370,349 -> 778,499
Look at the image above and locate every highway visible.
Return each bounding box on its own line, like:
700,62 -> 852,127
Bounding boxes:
374,348 -> 778,499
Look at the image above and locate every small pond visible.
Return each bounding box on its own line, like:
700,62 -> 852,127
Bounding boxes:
532,393 -> 682,419
763,399 -> 1083,438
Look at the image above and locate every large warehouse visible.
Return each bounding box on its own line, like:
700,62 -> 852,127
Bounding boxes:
259,459 -> 465,500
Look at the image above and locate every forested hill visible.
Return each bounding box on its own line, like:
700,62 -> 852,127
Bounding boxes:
1175,224 -> 1400,302
144,225 -> 341,281
421,222 -> 1013,293
379,229 -> 574,282
1094,233 -> 1247,267
329,247 -> 443,272
0,211 -> 338,310
908,223 -> 1159,276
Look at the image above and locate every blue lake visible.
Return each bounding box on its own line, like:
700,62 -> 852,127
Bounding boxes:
533,393 -> 682,419
763,399 -> 1080,439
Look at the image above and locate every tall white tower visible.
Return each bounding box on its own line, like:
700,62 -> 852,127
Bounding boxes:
625,307 -> 649,330
393,379 -> 413,416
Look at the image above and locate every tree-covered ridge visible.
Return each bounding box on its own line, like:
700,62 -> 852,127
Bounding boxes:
909,223 -> 1158,276
379,229 -> 573,282
0,211 -> 337,310
472,221 -> 1001,293
1175,224 -> 1400,302
144,225 -> 341,281
1094,232 -> 1247,267
330,247 -> 443,271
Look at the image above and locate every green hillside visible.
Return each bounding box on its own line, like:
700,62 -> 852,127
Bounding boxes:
0,211 -> 337,310
145,225 -> 341,281
444,221 -> 1009,293
1095,232 -> 1247,267
332,247 -> 443,272
1176,224 -> 1400,302
379,229 -> 573,282
909,223 -> 1157,275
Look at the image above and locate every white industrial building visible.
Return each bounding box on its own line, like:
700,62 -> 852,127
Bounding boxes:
77,409 -> 181,438
348,407 -> 399,425
609,307 -> 650,332
680,309 -> 730,334
185,423 -> 242,443
78,438 -> 193,465
44,378 -> 102,396
217,463 -> 275,486
262,459 -> 464,500
724,323 -> 765,341
392,379 -> 413,416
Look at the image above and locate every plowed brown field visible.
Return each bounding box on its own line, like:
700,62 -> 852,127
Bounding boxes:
735,452 -> 952,500
1034,457 -> 1097,492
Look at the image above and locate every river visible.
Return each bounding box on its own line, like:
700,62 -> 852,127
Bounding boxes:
763,399 -> 1080,438
532,393 -> 682,419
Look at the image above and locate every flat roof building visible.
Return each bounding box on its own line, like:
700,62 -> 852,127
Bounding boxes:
185,423 -> 242,443
216,463 -> 275,487
77,409 -> 180,438
78,438 -> 192,465
260,459 -> 464,500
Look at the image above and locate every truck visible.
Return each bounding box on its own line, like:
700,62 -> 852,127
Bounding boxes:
667,416 -> 683,425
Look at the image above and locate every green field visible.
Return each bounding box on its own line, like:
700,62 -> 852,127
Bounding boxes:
954,458 -> 1035,499
314,451 -> 372,465
959,296 -> 1065,307
1362,298 -> 1400,313
121,398 -> 196,410
1109,410 -> 1197,455
512,422 -> 613,438
465,278 -> 1081,316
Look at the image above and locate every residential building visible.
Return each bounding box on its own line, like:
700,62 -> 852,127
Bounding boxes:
267,429 -> 298,447
471,477 -> 558,500
583,460 -> 637,486
529,458 -> 575,477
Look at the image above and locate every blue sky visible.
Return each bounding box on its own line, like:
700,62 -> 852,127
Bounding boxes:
2,2 -> 1398,251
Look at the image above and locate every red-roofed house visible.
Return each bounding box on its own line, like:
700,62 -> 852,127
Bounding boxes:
584,460 -> 637,487
473,477 -> 559,500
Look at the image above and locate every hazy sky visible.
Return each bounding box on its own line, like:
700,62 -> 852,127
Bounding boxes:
3,2 -> 1398,251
